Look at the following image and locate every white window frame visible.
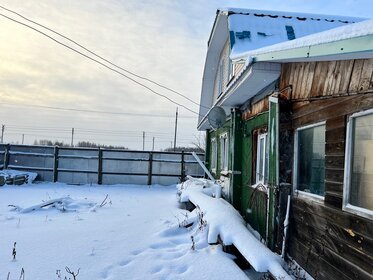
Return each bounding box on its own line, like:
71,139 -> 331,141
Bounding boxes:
256,133 -> 267,185
220,133 -> 229,172
210,138 -> 217,172
228,59 -> 234,81
343,108 -> 373,219
217,59 -> 224,97
293,121 -> 326,202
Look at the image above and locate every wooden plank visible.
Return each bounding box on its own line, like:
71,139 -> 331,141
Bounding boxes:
325,155 -> 345,169
325,168 -> 344,183
325,190 -> 343,208
323,60 -> 338,96
358,59 -> 373,92
288,236 -> 353,280
348,60 -> 365,93
295,63 -> 306,98
303,62 -> 316,98
290,63 -> 301,98
326,126 -> 345,143
325,180 -> 344,193
293,93 -> 373,128
292,95 -> 355,120
310,61 -> 329,97
338,60 -> 355,93
326,115 -> 345,131
292,198 -> 373,237
329,60 -> 343,95
291,219 -> 373,276
326,141 -> 345,156
280,63 -> 291,89
292,204 -> 373,258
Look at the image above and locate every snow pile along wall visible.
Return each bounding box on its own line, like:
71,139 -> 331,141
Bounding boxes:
178,178 -> 292,280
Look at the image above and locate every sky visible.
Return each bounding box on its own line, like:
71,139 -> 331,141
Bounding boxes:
0,0 -> 371,150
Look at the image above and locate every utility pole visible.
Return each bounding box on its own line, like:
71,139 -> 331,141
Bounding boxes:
173,107 -> 178,152
142,131 -> 145,151
1,125 -> 4,143
22,134 -> 24,145
71,128 -> 74,147
152,136 -> 155,151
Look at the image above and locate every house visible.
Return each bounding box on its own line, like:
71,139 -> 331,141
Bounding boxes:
198,8 -> 373,279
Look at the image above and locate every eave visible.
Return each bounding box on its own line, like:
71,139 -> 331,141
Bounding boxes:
198,62 -> 281,131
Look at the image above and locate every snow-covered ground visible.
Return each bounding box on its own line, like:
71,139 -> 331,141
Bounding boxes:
0,182 -> 249,280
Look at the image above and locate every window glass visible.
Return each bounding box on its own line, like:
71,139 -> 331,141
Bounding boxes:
350,113 -> 373,210
220,134 -> 228,171
211,139 -> 217,170
256,133 -> 267,184
297,124 -> 325,195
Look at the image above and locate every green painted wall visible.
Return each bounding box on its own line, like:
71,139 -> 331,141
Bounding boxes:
240,112 -> 269,239
206,119 -> 231,178
267,98 -> 279,250
230,110 -> 243,209
205,110 -> 276,246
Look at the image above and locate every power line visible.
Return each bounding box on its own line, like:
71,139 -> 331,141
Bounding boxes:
0,102 -> 197,119
4,124 -> 198,139
0,4 -> 208,109
0,12 -> 201,115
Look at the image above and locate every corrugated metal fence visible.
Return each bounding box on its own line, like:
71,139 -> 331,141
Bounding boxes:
0,144 -> 205,185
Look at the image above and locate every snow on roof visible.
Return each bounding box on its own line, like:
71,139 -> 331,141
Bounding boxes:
178,178 -> 292,280
218,7 -> 365,59
231,19 -> 373,60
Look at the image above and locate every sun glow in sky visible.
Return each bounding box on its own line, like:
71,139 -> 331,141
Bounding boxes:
0,0 -> 371,150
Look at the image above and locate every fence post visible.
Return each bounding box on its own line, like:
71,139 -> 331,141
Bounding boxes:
98,148 -> 103,185
147,152 -> 153,185
4,144 -> 10,169
180,150 -> 185,183
53,146 -> 59,182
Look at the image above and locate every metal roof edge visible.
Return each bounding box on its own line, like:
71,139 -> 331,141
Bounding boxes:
253,35 -> 373,62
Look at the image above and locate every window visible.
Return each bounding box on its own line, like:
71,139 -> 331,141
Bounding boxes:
344,109 -> 373,219
217,59 -> 224,96
210,138 -> 217,171
294,122 -> 325,197
220,133 -> 229,171
256,133 -> 268,184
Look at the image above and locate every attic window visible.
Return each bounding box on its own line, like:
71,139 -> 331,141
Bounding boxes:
236,31 -> 251,39
285,25 -> 296,40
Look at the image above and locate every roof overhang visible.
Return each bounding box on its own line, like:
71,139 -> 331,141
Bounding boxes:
253,35 -> 373,63
198,62 -> 281,130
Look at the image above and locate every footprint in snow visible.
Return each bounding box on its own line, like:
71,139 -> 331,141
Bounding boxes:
119,259 -> 132,267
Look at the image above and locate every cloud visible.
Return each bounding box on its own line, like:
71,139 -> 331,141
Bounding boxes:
0,0 -> 370,148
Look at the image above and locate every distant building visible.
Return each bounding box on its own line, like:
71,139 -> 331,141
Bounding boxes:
198,8 -> 373,279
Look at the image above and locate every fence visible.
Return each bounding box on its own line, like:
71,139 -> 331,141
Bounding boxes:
0,144 -> 205,185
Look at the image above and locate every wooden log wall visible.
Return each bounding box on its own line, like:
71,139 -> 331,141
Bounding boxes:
279,59 -> 373,280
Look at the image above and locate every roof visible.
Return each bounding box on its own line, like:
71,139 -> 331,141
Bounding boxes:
220,8 -> 365,61
231,19 -> 373,62
198,8 -> 367,130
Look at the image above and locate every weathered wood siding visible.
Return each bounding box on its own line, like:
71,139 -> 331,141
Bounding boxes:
280,59 -> 373,280
242,97 -> 269,121
280,59 -> 373,100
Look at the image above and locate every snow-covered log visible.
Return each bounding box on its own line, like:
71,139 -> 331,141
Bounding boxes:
178,177 -> 292,280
